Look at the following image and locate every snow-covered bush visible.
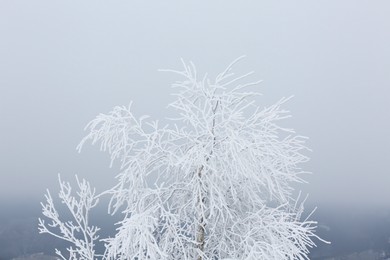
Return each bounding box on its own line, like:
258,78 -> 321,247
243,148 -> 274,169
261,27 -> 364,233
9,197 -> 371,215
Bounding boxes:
39,58 -> 326,259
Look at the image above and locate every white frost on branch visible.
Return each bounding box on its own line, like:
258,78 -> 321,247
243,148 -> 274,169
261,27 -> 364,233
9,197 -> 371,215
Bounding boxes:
38,175 -> 101,260
40,57 -> 327,260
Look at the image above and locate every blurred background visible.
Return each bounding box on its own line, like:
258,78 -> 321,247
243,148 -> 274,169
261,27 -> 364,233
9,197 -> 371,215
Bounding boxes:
0,1 -> 389,259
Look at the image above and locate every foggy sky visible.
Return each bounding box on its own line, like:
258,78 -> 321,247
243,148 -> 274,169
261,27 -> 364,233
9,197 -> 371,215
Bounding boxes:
0,1 -> 389,210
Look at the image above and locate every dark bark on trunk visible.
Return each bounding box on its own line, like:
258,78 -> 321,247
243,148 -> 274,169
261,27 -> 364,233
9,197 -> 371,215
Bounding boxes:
196,166 -> 206,260
196,100 -> 219,260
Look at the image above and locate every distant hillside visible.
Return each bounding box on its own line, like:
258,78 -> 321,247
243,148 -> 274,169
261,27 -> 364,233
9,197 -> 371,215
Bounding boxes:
11,253 -> 58,260
322,249 -> 390,260
0,217 -> 65,259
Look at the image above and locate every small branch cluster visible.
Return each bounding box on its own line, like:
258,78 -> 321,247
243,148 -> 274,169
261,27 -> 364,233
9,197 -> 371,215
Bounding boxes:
38,175 -> 101,260
39,57 -> 326,259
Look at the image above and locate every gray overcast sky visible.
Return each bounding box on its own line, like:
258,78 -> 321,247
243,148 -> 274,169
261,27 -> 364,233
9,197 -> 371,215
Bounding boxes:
0,1 -> 389,210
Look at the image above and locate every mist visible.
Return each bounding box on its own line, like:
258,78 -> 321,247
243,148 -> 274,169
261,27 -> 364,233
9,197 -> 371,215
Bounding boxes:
1,1 -> 389,259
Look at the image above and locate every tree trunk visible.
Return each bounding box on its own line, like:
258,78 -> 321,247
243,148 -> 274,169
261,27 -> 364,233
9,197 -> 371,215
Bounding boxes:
197,100 -> 218,260
196,214 -> 206,260
196,166 -> 206,260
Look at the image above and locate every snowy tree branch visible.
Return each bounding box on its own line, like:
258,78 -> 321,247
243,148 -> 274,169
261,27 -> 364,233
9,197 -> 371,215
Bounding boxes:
40,58 -> 326,260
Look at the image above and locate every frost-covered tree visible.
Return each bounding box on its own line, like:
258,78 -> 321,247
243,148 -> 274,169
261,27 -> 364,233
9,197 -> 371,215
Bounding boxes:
39,58 -> 325,260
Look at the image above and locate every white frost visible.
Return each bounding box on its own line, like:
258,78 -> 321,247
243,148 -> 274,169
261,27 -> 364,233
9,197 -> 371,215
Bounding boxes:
39,58 -> 326,260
